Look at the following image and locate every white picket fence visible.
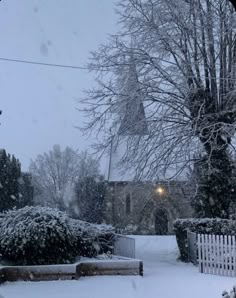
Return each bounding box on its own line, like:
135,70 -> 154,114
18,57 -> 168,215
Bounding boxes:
197,234 -> 236,277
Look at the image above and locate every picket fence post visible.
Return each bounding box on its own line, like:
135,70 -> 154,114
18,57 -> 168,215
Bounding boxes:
197,233 -> 236,277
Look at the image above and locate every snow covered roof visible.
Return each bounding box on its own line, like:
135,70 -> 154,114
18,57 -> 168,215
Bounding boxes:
105,136 -> 188,182
106,136 -> 136,182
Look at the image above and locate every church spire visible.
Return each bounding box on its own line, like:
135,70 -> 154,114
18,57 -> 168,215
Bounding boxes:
118,53 -> 148,136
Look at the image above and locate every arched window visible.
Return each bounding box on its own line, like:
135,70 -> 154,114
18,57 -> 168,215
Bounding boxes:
126,193 -> 131,215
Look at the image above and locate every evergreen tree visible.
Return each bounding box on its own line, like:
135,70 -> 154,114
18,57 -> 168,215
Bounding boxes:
192,153 -> 235,218
18,172 -> 34,208
188,89 -> 236,218
73,176 -> 105,223
0,149 -> 21,211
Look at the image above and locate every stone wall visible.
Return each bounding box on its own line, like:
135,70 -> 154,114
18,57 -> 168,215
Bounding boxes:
104,181 -> 194,235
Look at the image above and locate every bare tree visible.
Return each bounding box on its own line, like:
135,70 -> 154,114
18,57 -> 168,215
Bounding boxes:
30,145 -> 100,210
82,0 -> 236,217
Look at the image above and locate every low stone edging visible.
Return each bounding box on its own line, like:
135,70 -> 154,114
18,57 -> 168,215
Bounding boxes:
0,258 -> 143,282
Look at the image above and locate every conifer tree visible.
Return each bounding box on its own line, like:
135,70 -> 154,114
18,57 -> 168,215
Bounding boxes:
18,173 -> 34,208
0,150 -> 21,211
73,176 -> 105,223
192,154 -> 235,218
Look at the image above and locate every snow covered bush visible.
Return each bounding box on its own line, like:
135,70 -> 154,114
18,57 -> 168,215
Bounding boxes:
70,219 -> 115,257
0,206 -> 115,265
173,218 -> 236,262
0,206 -> 78,265
222,285 -> 236,298
115,224 -> 138,235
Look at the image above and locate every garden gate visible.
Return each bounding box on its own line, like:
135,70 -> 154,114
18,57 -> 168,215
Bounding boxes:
113,234 -> 135,258
187,230 -> 198,265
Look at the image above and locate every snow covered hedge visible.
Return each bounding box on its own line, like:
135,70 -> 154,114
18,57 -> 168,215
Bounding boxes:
0,207 -> 115,265
0,206 -> 77,265
115,224 -> 139,235
173,218 -> 236,262
70,219 -> 115,257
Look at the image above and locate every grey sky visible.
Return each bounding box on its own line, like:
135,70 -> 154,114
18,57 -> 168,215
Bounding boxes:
0,0 -> 117,171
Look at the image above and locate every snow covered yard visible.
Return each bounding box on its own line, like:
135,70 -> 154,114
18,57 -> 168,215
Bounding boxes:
0,236 -> 235,298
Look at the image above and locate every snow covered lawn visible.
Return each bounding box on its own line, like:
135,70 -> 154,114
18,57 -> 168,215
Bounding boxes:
0,236 -> 235,298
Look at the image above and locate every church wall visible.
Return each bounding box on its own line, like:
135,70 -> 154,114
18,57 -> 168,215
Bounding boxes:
104,181 -> 194,235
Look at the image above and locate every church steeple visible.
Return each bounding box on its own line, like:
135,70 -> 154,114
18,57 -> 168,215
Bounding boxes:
118,53 -> 148,136
106,52 -> 149,182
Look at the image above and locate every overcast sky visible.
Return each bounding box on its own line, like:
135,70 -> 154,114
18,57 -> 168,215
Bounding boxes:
0,0 -> 117,171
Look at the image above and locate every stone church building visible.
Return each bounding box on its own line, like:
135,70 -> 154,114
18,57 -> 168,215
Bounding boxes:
104,181 -> 193,234
103,55 -> 193,235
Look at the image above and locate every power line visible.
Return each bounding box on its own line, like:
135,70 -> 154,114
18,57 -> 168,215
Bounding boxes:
0,57 -> 89,70
0,56 -> 235,82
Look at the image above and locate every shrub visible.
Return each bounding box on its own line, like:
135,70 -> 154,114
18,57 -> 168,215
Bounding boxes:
222,285 -> 236,298
0,206 -> 78,265
70,219 -> 115,257
115,224 -> 139,235
0,207 -> 115,265
173,218 -> 236,262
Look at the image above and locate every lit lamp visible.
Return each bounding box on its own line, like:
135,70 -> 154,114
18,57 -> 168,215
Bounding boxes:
155,186 -> 164,195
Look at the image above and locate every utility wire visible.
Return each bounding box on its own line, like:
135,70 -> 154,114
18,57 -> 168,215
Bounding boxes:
0,56 -> 235,82
0,57 -> 89,70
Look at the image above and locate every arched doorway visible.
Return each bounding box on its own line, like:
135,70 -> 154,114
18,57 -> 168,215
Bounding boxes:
154,208 -> 168,235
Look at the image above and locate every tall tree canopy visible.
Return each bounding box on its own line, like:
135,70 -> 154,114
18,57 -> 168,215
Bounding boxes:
72,176 -> 105,223
0,149 -> 33,211
30,145 -> 100,210
82,0 -> 236,217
